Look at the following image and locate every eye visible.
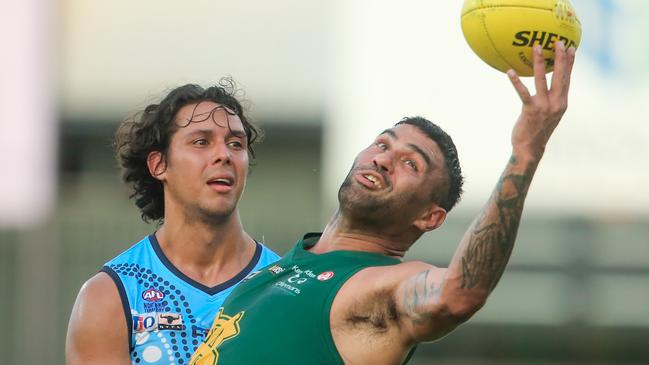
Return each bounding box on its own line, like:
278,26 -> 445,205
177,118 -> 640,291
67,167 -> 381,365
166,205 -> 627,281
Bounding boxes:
192,138 -> 209,146
404,159 -> 418,171
228,140 -> 244,149
376,142 -> 388,151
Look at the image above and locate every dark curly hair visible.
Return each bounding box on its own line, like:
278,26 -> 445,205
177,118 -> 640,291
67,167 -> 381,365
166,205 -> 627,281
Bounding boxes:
396,117 -> 463,212
115,79 -> 261,223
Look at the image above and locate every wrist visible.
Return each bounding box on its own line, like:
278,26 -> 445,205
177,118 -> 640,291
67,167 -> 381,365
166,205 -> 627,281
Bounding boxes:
512,144 -> 544,162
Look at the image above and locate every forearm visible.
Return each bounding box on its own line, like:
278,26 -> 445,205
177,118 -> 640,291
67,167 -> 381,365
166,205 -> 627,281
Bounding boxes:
442,41 -> 574,304
447,149 -> 540,300
399,150 -> 540,333
397,150 -> 550,344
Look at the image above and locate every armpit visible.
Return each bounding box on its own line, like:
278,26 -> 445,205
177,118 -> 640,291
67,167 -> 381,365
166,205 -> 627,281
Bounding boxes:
344,288 -> 400,334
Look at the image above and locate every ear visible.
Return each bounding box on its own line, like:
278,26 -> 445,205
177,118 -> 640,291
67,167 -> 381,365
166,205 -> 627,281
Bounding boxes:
147,151 -> 167,181
413,204 -> 447,232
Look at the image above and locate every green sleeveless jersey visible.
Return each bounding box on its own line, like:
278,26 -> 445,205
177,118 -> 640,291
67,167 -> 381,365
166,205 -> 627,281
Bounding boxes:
190,233 -> 402,365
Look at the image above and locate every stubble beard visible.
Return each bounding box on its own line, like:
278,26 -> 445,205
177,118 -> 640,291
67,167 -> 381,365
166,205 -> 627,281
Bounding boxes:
180,199 -> 236,226
171,186 -> 239,226
337,174 -> 406,232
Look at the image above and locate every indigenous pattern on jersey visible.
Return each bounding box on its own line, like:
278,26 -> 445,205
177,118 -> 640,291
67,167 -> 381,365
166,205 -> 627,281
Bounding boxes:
103,234 -> 280,365
190,232 -> 403,365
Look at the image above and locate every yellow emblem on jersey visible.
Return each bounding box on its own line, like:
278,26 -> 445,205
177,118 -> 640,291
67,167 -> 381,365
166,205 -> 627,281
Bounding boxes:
189,308 -> 245,365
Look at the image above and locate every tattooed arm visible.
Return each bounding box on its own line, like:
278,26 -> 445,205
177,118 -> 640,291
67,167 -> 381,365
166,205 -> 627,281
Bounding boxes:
395,42 -> 577,343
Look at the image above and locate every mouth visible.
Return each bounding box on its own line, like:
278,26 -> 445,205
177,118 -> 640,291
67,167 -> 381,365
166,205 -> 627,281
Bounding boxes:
206,176 -> 234,191
356,171 -> 387,190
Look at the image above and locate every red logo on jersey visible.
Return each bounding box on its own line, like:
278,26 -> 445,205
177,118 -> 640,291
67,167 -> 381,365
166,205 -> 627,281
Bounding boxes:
142,288 -> 165,302
133,314 -> 158,332
317,271 -> 334,281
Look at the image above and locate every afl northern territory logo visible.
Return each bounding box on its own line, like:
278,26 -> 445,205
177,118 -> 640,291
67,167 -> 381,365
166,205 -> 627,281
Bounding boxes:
142,288 -> 165,302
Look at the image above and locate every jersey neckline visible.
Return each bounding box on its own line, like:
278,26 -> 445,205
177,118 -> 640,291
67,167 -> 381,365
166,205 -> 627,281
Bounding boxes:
148,233 -> 262,295
296,232 -> 401,264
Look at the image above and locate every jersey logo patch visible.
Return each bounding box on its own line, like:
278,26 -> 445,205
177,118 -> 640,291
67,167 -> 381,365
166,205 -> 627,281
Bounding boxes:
158,312 -> 185,330
317,271 -> 335,281
133,312 -> 185,332
142,288 -> 165,302
133,313 -> 158,333
190,308 -> 244,364
268,265 -> 284,274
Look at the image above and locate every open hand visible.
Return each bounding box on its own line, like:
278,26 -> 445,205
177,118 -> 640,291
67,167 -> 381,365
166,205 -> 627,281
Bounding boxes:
507,41 -> 576,160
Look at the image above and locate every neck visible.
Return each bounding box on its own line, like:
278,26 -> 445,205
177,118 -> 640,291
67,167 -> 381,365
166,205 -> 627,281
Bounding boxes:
155,207 -> 255,286
310,210 -> 410,259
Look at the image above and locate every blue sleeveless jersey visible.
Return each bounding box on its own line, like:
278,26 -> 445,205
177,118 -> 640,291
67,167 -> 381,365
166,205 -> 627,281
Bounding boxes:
102,234 -> 280,365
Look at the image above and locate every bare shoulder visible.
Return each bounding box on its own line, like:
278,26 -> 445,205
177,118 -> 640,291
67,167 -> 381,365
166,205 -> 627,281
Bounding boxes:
71,272 -> 125,322
66,272 -> 131,365
79,272 -> 122,304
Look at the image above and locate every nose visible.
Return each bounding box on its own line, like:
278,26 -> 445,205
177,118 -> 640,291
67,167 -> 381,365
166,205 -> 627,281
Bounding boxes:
372,150 -> 393,173
211,141 -> 231,165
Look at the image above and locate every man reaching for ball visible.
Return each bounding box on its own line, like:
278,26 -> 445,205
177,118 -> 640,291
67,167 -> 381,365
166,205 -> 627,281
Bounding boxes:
190,42 -> 576,365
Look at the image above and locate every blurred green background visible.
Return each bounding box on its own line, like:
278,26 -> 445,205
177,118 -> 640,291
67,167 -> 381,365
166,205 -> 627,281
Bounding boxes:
1,1 -> 648,364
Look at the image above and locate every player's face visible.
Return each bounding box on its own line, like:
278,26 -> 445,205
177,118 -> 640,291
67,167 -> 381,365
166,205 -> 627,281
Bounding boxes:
338,124 -> 446,228
159,101 -> 249,222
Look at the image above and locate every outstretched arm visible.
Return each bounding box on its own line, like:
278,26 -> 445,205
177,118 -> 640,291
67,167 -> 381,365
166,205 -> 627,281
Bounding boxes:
397,42 -> 576,342
458,41 -> 576,293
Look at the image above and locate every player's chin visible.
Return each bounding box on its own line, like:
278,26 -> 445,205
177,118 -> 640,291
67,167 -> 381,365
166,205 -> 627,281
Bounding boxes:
341,188 -> 385,210
198,200 -> 238,219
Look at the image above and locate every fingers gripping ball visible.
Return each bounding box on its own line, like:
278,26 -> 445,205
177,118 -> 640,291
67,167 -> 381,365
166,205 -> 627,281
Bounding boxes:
461,0 -> 581,76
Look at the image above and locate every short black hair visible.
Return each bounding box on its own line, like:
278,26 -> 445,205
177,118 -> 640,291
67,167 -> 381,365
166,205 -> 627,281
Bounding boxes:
114,78 -> 261,223
396,116 -> 463,211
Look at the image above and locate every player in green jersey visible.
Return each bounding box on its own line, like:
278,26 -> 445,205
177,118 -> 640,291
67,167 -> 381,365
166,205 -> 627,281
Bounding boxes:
191,43 -> 576,364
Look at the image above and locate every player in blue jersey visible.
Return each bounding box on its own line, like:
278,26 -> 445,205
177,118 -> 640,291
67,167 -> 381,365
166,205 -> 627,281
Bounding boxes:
66,79 -> 280,365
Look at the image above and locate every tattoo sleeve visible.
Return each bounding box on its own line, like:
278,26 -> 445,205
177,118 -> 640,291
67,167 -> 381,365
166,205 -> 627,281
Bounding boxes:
399,153 -> 539,339
402,269 -> 439,325
459,154 -> 536,291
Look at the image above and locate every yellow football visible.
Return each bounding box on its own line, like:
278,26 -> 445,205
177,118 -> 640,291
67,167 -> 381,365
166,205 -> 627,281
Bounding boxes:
461,0 -> 581,76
